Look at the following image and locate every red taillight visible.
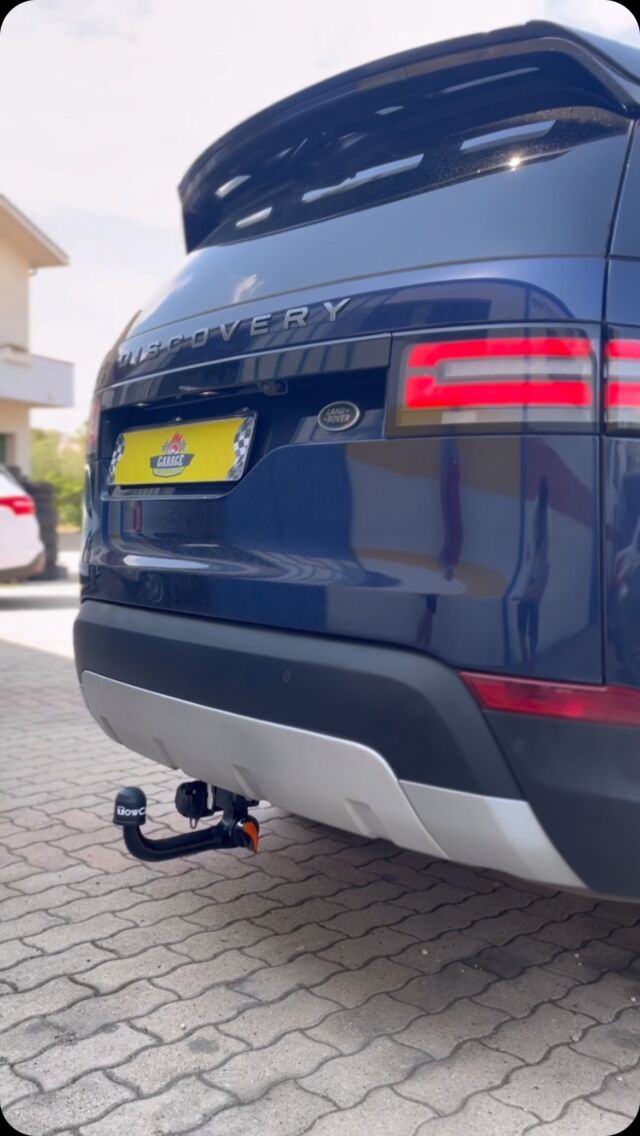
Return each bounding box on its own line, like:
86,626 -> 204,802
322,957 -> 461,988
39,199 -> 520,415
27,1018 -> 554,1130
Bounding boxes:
461,671 -> 640,728
0,495 -> 36,517
605,337 -> 640,429
396,331 -> 596,430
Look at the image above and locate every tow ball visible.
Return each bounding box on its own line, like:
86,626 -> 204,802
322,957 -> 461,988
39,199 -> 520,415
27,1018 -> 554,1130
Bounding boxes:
113,783 -> 260,862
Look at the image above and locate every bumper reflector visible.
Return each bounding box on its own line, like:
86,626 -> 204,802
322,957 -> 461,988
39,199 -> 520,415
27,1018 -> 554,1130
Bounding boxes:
461,671 -> 640,728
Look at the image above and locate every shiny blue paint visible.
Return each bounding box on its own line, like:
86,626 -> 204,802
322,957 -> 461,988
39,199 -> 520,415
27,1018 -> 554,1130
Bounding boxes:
83,219 -> 612,689
84,253 -> 606,682
100,257 -> 605,388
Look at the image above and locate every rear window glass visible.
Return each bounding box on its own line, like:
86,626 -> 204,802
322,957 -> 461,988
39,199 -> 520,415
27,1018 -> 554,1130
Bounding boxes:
205,96 -> 629,269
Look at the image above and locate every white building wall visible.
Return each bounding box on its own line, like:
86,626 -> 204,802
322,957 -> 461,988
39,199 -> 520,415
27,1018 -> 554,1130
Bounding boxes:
0,399 -> 31,472
0,236 -> 29,350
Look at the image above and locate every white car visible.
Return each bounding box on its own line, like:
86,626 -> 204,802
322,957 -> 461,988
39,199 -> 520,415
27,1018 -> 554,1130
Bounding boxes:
0,466 -> 44,581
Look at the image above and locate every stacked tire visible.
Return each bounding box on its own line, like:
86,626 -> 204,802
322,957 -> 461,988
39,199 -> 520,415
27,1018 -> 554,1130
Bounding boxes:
29,481 -> 58,578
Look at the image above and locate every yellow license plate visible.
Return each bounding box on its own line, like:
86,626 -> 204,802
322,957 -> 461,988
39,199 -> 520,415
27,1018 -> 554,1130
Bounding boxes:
109,415 -> 255,486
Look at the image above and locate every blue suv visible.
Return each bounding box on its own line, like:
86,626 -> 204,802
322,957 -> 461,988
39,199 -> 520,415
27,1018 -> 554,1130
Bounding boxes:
75,21 -> 640,898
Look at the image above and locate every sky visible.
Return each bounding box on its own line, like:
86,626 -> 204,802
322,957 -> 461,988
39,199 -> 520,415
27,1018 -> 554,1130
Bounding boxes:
1,0 -> 638,432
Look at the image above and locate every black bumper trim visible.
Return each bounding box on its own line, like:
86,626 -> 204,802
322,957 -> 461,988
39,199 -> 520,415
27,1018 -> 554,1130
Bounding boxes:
74,600 -> 521,800
488,711 -> 640,899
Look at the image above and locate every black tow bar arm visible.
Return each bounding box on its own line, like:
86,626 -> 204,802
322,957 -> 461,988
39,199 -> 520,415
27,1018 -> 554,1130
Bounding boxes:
113,786 -> 260,862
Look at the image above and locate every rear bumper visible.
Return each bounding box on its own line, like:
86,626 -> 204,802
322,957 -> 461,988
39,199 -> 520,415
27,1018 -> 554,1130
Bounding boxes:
74,600 -> 639,898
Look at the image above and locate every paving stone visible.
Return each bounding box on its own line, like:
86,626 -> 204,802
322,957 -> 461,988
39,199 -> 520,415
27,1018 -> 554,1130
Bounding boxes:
0,1061 -> 36,1108
317,926 -> 416,969
395,998 -> 510,1059
254,897 -> 346,935
300,855 -> 378,888
16,1023 -> 150,1090
13,864 -> 97,893
4,1070 -> 133,1135
300,1036 -> 426,1107
571,1009 -> 640,1069
0,939 -> 39,969
99,916 -> 204,957
476,965 -> 577,1018
74,945 -> 184,993
1,861 -> 40,885
54,888 -> 143,922
246,923 -> 346,966
526,1097 -> 635,1135
190,1080 -> 334,1135
205,1030 -> 335,1101
171,921 -> 273,960
234,953 -> 339,1002
468,908 -> 551,946
591,900 -> 640,928
330,880 -> 405,909
546,940 -> 638,984
470,935 -> 560,979
306,1085 -> 434,1136
53,827 -> 122,852
4,636 -> 640,1136
70,864 -> 160,896
24,913 -> 134,953
155,949 -> 262,996
558,972 -> 640,1023
591,1065 -> 640,1119
112,1025 -> 246,1094
391,883 -> 471,914
0,822 -> 73,849
397,1040 -> 522,1113
310,955 -> 418,1008
494,1046 -> 616,1121
0,942 -> 114,991
48,979 -> 176,1039
535,914 -> 624,951
393,961 -> 496,1014
0,1018 -> 70,1064
78,1075 -> 230,1136
424,860 -> 498,894
138,986 -> 252,1041
392,931 -> 488,975
220,989 -> 337,1046
0,883 -> 81,921
261,876 -> 344,906
414,1093 -> 538,1135
1,976 -> 87,1031
180,892 -> 279,929
15,841 -> 80,871
485,1003 -> 594,1063
55,808 -> 110,832
395,905 -> 473,940
194,870 -> 287,905
308,993 -> 423,1054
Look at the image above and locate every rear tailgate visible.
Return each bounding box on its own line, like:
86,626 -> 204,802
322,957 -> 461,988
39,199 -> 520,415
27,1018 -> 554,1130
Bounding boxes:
85,25 -> 638,683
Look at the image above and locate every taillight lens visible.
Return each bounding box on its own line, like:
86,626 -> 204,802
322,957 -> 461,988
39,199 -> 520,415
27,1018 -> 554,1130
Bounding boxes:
393,328 -> 597,432
461,671 -> 640,728
605,334 -> 640,430
0,495 -> 36,516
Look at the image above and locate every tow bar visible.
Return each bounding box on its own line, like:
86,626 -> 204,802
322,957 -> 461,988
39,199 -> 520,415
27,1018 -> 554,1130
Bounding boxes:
113,783 -> 260,862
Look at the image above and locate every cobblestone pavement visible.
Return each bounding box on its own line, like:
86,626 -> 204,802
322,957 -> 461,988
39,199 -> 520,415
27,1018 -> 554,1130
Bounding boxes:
1,601 -> 640,1134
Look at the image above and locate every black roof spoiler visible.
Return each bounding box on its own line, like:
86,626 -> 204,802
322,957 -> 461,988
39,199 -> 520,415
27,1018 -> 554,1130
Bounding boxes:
179,20 -> 640,252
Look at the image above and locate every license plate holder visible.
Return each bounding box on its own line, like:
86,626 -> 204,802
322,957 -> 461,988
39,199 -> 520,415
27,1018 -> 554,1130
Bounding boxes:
109,414 -> 256,486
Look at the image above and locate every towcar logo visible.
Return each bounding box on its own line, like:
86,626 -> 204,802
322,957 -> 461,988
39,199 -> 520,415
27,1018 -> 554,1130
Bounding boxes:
150,432 -> 194,478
